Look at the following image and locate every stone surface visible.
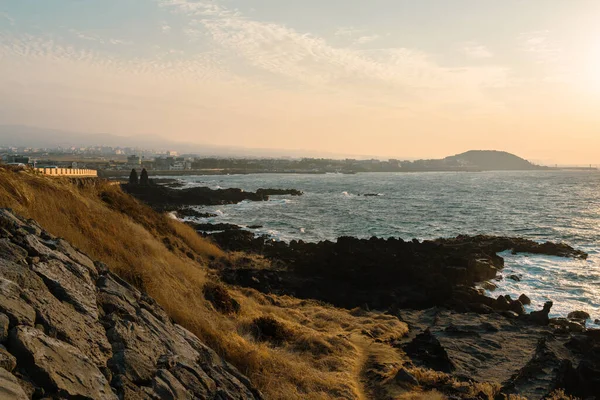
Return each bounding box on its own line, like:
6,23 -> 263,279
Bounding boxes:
0,367 -> 28,400
9,326 -> 117,400
0,312 -> 10,342
0,345 -> 16,372
0,208 -> 263,399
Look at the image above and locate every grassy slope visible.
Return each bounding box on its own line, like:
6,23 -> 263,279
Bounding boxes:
0,167 -> 421,399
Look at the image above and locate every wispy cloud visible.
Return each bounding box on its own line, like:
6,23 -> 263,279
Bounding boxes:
519,31 -> 562,64
335,27 -> 382,45
0,12 -> 15,26
68,29 -> 133,46
161,0 -> 507,114
109,39 -> 134,46
69,29 -> 105,43
354,34 -> 381,45
160,22 -> 172,33
461,42 -> 493,59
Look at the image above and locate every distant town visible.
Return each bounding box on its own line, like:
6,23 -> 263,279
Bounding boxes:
0,145 -> 597,175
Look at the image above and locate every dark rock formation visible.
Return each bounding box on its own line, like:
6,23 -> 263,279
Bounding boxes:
0,209 -> 262,399
176,208 -> 218,219
255,188 -> 303,196
567,310 -> 590,321
188,222 -> 242,232
518,294 -> 531,305
403,328 -> 455,373
122,184 -> 268,210
216,234 -> 585,311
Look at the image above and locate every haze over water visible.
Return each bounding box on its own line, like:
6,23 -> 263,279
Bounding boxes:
175,170 -> 600,324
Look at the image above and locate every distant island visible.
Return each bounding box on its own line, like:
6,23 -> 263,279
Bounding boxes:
400,150 -> 546,172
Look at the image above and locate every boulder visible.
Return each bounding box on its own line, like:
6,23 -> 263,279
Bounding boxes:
403,329 -> 455,373
394,368 -> 419,386
518,294 -> 531,306
568,311 -> 591,321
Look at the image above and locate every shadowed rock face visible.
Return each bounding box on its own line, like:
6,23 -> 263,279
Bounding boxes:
0,209 -> 263,400
216,233 -> 586,311
121,183 -> 268,210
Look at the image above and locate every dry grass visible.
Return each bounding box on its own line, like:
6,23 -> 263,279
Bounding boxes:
0,167 -> 414,399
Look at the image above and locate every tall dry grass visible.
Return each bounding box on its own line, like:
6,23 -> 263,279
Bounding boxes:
0,167 -> 417,399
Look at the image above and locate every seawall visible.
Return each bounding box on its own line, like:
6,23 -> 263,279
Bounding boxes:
35,168 -> 98,177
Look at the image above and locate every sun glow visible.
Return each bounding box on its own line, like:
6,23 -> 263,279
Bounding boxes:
583,41 -> 600,91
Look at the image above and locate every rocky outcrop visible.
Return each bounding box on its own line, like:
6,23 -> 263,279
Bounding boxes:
0,209 -> 262,399
397,308 -> 600,399
255,188 -> 303,196
216,234 -> 586,311
121,183 -> 268,210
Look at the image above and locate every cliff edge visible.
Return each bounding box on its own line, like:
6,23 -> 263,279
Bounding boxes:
0,208 -> 262,399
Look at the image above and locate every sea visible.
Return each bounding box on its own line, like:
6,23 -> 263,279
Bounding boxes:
170,171 -> 600,325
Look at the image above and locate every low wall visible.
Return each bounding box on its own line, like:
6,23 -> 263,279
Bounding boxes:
36,168 -> 98,177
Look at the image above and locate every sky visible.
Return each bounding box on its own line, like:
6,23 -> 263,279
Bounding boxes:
1,0 -> 600,163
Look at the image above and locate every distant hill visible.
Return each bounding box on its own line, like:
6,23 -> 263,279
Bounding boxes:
443,150 -> 540,171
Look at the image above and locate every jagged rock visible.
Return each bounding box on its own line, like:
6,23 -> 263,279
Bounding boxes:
522,301 -> 553,325
403,329 -> 455,373
0,209 -> 263,399
394,368 -> 419,386
507,274 -> 521,282
509,300 -> 526,316
567,311 -> 590,321
480,281 -> 497,291
9,326 -> 117,399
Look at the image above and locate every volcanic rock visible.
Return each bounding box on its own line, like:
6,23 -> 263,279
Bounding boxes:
0,208 -> 263,399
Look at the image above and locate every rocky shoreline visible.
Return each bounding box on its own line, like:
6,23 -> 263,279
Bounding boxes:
122,182 -> 303,213
201,231 -> 599,398
106,181 -> 600,398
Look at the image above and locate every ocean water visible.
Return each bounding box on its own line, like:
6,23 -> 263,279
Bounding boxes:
171,171 -> 600,324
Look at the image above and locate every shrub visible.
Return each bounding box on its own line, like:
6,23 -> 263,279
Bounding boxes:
203,282 -> 241,314
251,316 -> 292,345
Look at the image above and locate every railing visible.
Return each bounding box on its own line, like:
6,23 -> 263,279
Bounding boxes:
35,168 -> 98,177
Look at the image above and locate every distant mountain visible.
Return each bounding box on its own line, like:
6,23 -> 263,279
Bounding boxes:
443,150 -> 540,170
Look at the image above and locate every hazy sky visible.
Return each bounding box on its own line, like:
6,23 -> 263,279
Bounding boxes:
1,1 -> 600,162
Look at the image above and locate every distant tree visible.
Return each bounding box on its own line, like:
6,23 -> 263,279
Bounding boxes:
140,168 -> 149,186
129,169 -> 139,185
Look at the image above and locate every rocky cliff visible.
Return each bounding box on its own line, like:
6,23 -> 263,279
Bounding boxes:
0,209 -> 262,399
